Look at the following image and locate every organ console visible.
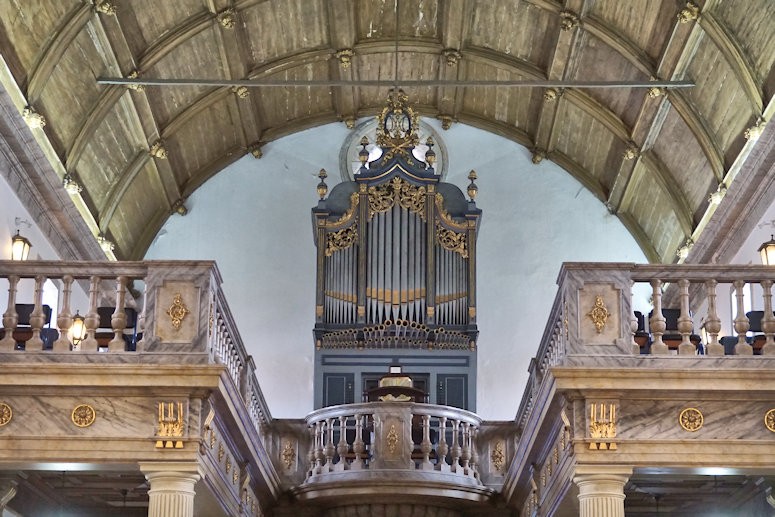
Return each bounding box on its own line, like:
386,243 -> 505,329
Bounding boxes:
312,89 -> 481,352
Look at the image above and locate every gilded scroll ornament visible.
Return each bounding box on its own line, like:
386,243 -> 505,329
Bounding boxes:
397,179 -> 427,214
368,183 -> 395,213
437,227 -> 468,258
0,403 -> 12,426
376,89 -> 419,153
166,293 -> 190,330
386,424 -> 399,453
587,295 -> 610,333
677,1 -> 699,23
679,407 -> 703,432
281,441 -> 296,469
588,402 -> 617,450
327,192 -> 359,228
491,440 -> 505,472
156,401 -> 185,448
765,409 -> 775,433
72,404 -> 96,428
335,49 -> 354,68
325,226 -> 358,256
435,194 -> 467,230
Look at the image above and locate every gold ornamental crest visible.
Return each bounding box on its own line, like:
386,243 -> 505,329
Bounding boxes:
0,403 -> 12,426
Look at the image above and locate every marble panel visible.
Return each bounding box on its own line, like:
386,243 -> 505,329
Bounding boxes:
578,283 -> 621,346
154,281 -> 200,343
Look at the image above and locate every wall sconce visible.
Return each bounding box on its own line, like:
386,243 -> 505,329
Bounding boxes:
759,235 -> 775,266
10,230 -> 31,260
70,311 -> 86,345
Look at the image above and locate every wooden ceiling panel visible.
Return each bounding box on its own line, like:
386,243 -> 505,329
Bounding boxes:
552,101 -> 617,190
684,37 -> 754,154
164,102 -> 242,187
355,0 -> 440,41
621,165 -> 685,262
572,35 -> 649,130
255,63 -> 335,130
0,1 -> 80,78
117,0 -> 206,59
651,106 -> 712,217
35,23 -> 110,152
710,0 -> 775,83
243,0 -> 330,67
145,27 -> 227,127
587,0 -> 677,62
460,61 -> 538,130
354,51 -> 440,108
78,101 -> 149,210
107,161 -> 170,256
466,0 -> 554,69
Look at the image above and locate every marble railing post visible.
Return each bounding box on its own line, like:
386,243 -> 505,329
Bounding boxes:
704,279 -> 723,356
573,465 -> 632,517
53,274 -> 74,351
140,462 -> 202,517
649,279 -> 668,355
762,280 -> 775,355
677,279 -> 695,355
25,275 -> 46,350
733,280 -> 753,355
0,275 -> 19,351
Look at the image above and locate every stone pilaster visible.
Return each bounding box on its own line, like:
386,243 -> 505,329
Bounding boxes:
573,465 -> 632,517
140,462 -> 202,517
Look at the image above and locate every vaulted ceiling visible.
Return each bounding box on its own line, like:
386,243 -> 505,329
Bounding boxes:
0,0 -> 773,262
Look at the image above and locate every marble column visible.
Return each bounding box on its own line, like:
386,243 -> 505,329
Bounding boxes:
140,462 -> 203,517
573,465 -> 632,517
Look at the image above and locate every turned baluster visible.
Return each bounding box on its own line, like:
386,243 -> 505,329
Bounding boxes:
324,418 -> 336,471
704,280 -> 724,356
761,280 -> 775,355
649,279 -> 668,354
630,308 -> 639,355
450,419 -> 461,473
109,276 -> 128,352
307,425 -> 317,477
53,275 -> 74,351
460,422 -> 471,475
420,414 -> 433,470
314,421 -> 325,474
0,275 -> 19,351
677,279 -> 695,355
25,275 -> 47,351
733,280 -> 753,355
469,426 -> 479,479
79,276 -> 100,352
336,416 -> 349,470
437,416 -> 449,472
352,414 -> 365,470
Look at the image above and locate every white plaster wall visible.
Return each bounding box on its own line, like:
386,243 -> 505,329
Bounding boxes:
146,121 -> 648,420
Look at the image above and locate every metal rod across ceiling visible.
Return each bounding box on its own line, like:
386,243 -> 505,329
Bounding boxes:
97,77 -> 694,89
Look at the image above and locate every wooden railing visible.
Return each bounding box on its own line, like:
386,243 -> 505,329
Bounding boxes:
304,401 -> 482,484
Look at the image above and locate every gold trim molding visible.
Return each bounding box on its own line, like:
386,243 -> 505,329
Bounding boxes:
72,404 -> 96,427
679,407 -> 703,432
0,403 -> 12,426
765,409 -> 775,433
386,424 -> 399,453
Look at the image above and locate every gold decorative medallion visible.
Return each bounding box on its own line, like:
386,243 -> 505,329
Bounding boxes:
679,407 -> 703,432
281,441 -> 296,469
166,293 -> 190,330
491,440 -> 505,472
72,404 -> 96,427
587,295 -> 610,333
765,409 -> 775,433
386,424 -> 399,453
0,403 -> 12,426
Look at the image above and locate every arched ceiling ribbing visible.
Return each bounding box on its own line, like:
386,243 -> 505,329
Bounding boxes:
0,0 -> 773,262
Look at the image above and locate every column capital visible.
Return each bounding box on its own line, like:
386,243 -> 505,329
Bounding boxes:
139,461 -> 204,476
573,465 -> 633,517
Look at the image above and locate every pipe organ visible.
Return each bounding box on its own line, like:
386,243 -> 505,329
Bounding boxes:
312,90 -> 481,353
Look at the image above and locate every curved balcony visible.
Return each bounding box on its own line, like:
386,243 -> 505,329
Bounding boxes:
293,402 -> 495,508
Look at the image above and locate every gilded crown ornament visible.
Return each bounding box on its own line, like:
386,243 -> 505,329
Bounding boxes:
375,89 -> 419,155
